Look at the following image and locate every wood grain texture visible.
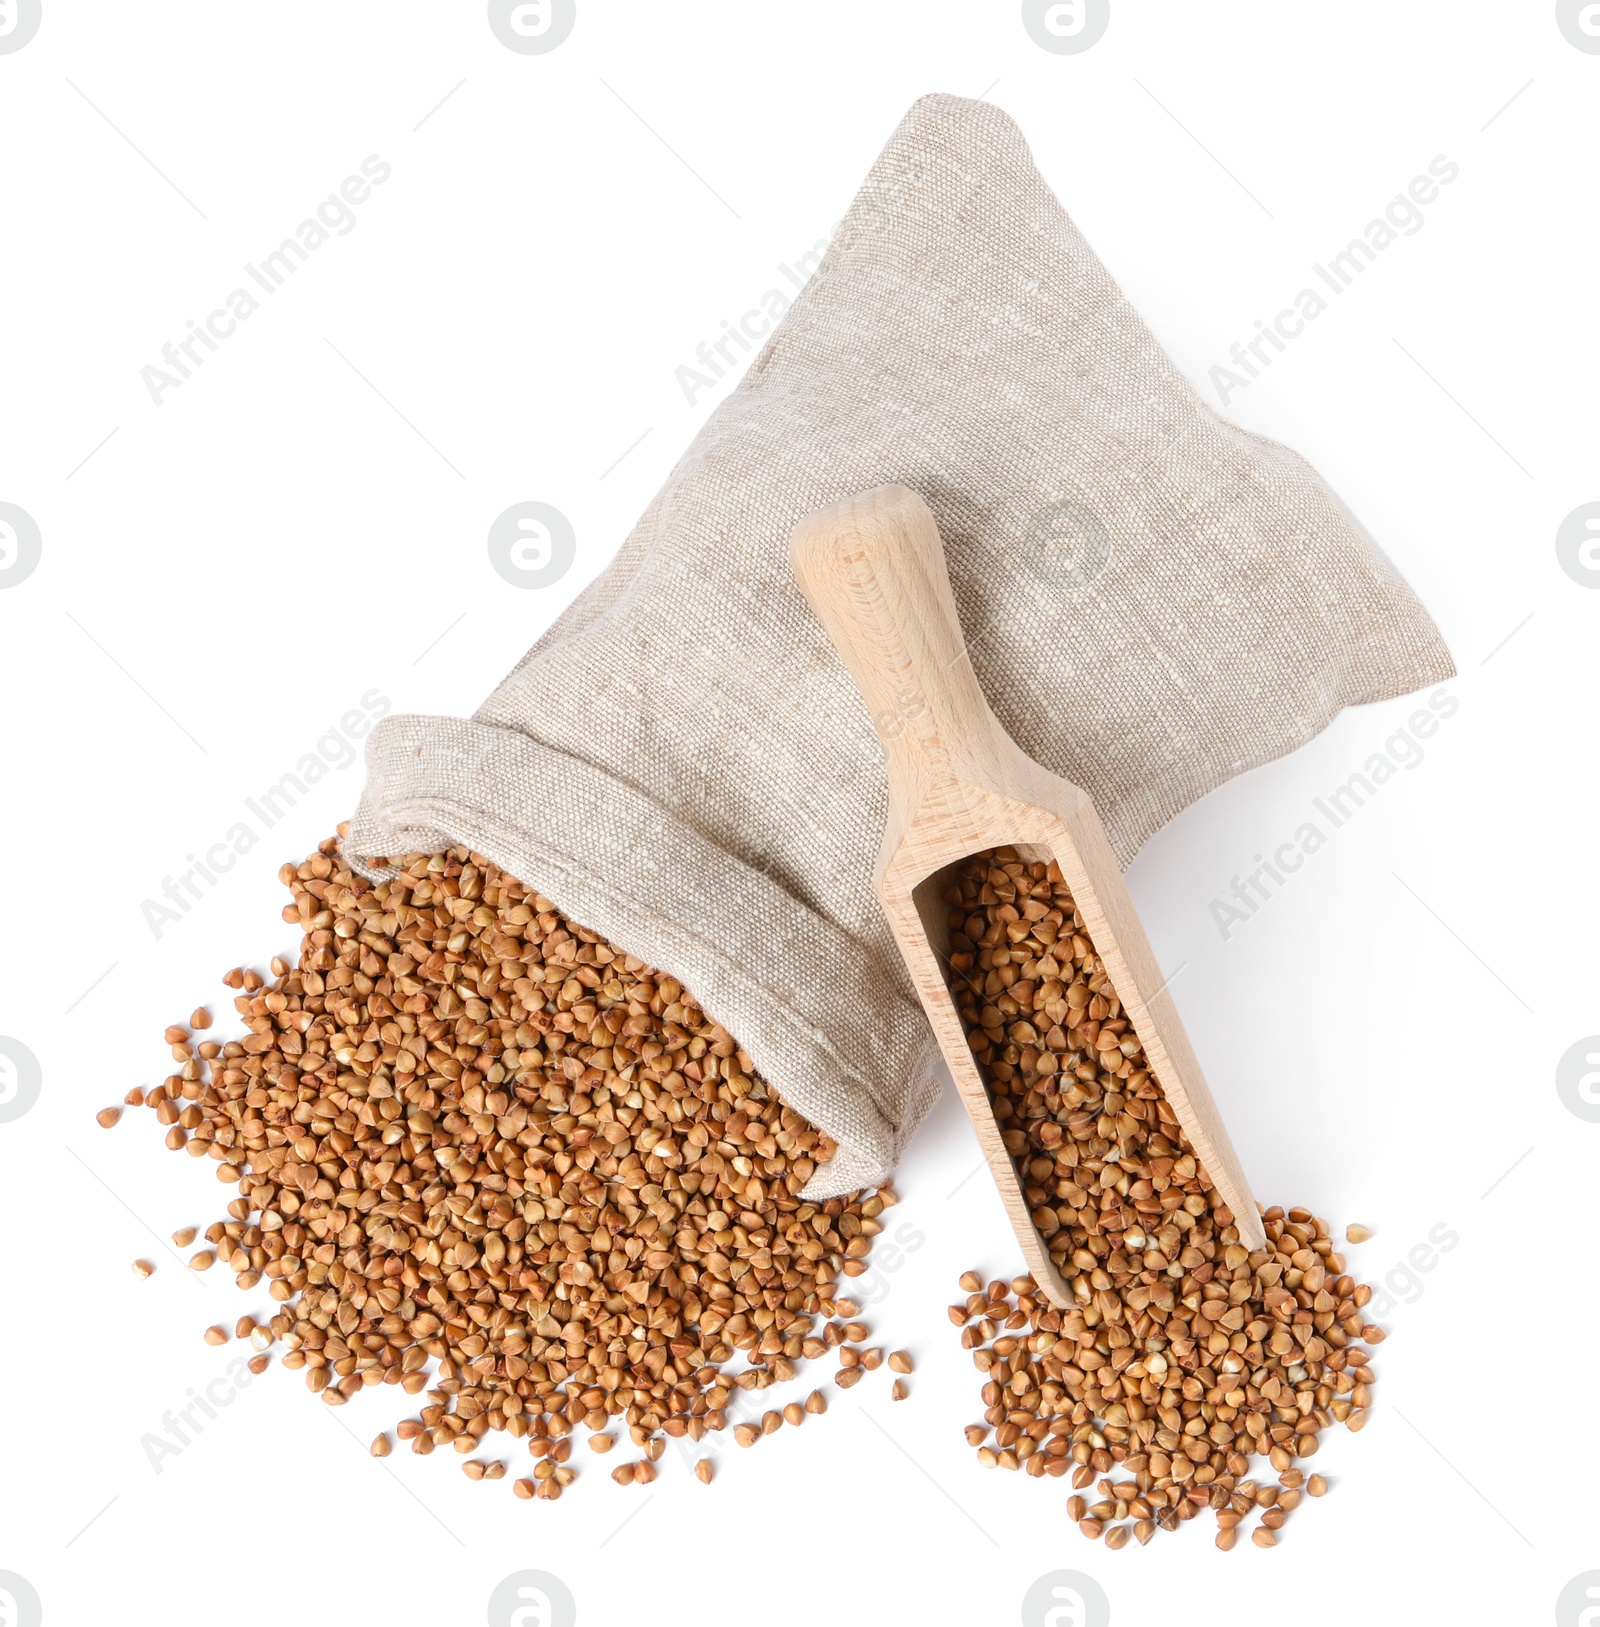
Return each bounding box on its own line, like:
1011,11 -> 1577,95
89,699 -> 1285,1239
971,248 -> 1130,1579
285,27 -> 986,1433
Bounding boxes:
791,484 -> 1265,1304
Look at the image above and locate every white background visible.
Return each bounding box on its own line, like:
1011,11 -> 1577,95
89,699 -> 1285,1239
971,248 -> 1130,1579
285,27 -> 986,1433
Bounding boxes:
1,4 -> 1596,1625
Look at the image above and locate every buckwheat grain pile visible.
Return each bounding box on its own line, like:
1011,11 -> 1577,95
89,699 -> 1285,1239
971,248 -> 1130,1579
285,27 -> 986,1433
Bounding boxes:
124,834 -> 891,1498
942,847 -> 1381,1550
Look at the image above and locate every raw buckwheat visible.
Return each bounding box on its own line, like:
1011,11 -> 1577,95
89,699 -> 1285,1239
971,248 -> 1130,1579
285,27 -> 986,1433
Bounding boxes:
944,847 -> 1378,1549
127,832 -> 891,1498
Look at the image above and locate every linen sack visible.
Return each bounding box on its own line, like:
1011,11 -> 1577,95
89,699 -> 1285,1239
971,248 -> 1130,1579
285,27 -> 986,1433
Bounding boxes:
347,93 -> 1454,1199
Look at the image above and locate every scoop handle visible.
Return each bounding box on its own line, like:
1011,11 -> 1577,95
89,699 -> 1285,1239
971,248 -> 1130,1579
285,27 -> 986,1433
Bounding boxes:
790,485 -> 1006,809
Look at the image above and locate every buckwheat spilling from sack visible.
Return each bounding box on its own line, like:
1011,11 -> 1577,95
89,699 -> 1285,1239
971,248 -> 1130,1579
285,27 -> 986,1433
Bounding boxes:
125,834 -> 892,1499
942,848 -> 1381,1549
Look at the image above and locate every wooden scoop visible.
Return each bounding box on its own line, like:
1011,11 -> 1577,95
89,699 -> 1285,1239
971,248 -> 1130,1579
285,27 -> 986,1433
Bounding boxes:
790,484 -> 1265,1305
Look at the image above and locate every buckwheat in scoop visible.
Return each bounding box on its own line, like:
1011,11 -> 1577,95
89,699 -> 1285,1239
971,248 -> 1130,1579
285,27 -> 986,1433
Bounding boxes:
943,847 -> 1380,1549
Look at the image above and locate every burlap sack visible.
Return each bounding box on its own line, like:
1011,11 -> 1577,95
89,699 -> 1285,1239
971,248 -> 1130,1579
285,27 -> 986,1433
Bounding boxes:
346,93 -> 1453,1199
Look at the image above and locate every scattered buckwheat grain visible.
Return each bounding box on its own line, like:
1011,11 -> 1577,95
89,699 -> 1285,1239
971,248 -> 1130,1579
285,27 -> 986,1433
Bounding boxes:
132,835 -> 889,1500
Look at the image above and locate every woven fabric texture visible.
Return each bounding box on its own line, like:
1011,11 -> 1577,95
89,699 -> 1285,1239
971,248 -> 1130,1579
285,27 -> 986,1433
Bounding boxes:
346,93 -> 1454,1199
